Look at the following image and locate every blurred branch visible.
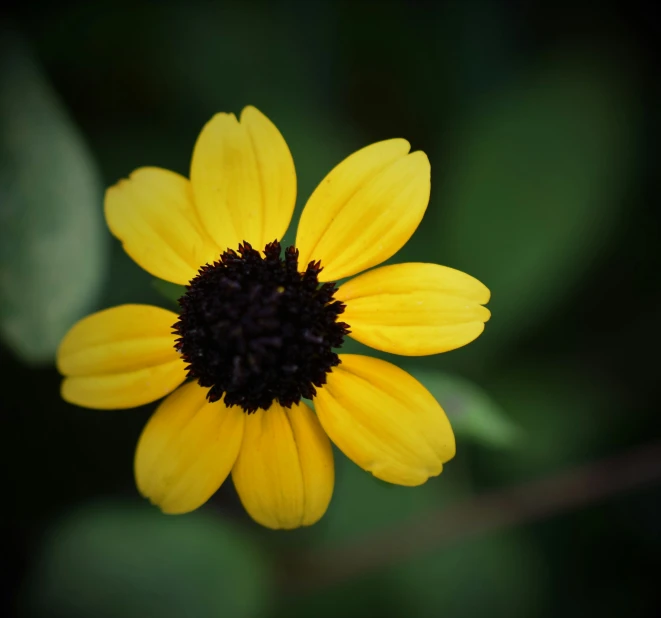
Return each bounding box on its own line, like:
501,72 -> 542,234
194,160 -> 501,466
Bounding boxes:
285,442 -> 661,592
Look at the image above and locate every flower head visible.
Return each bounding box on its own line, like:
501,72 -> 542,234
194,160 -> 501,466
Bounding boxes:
57,107 -> 490,529
174,240 -> 349,411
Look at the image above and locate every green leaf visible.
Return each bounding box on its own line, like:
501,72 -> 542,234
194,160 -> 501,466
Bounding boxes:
0,33 -> 107,363
392,530 -> 547,618
482,360 -> 615,480
275,574 -> 403,618
410,369 -> 522,449
22,501 -> 272,618
436,48 -> 637,355
316,449 -> 463,546
152,278 -> 186,306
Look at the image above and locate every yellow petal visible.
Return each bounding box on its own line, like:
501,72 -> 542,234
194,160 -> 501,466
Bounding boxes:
190,106 -> 297,252
105,167 -> 221,285
314,355 -> 455,486
336,263 -> 491,355
135,382 -> 245,514
296,139 -> 430,281
57,305 -> 186,409
232,401 -> 334,530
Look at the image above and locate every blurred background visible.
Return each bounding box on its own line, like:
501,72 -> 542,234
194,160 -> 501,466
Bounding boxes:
2,1 -> 659,617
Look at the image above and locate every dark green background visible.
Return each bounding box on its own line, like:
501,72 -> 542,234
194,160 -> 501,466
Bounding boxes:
2,1 -> 659,617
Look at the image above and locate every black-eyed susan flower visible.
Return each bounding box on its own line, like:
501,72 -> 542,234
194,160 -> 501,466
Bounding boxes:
56,107 -> 490,529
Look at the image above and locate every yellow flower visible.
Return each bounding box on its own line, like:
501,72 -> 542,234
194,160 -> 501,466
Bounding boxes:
56,107 -> 490,529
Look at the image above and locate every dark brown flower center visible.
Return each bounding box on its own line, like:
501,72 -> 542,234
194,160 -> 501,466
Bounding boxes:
173,241 -> 349,413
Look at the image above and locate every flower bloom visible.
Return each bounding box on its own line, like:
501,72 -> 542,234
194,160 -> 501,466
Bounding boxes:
57,107 -> 490,529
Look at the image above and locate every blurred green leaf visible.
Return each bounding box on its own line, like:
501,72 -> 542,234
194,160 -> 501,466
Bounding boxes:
437,48 -> 637,356
393,531 -> 547,618
275,574 -> 402,618
277,521 -> 545,618
410,369 -> 522,449
0,33 -> 107,363
152,278 -> 186,306
145,3 -> 339,125
23,502 -> 272,618
317,449 -> 462,546
482,360 -> 615,480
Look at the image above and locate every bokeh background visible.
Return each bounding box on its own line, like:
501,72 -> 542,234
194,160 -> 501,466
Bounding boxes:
2,1 -> 659,617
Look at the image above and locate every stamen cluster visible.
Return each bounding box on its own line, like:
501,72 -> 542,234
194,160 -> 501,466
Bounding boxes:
174,241 -> 349,412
